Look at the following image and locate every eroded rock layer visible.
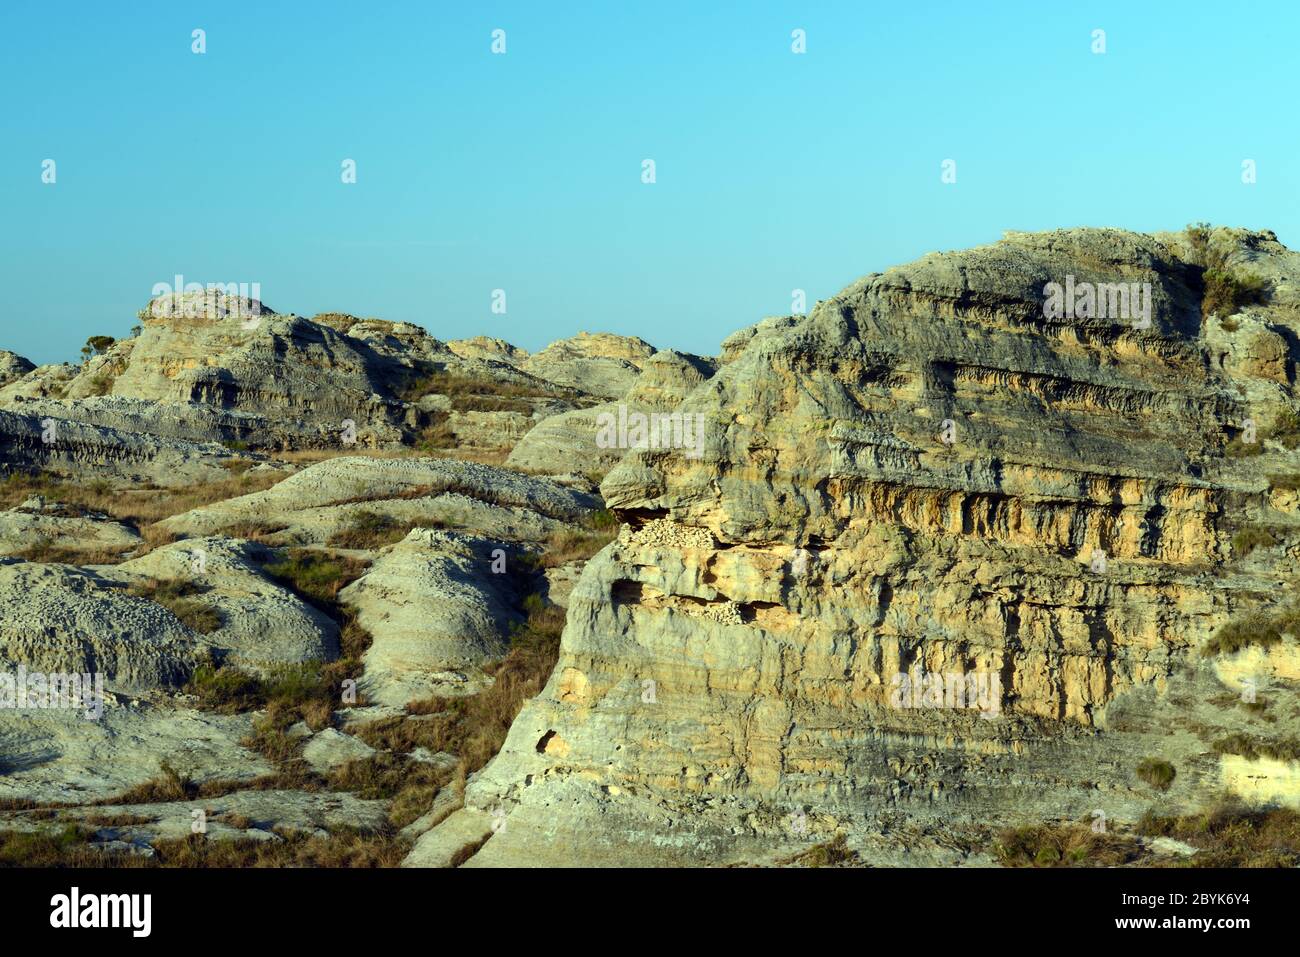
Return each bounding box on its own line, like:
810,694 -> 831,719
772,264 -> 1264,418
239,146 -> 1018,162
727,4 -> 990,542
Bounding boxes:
437,227 -> 1300,866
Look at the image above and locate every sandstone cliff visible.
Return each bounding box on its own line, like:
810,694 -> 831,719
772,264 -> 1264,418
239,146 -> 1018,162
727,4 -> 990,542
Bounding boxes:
426,226 -> 1300,866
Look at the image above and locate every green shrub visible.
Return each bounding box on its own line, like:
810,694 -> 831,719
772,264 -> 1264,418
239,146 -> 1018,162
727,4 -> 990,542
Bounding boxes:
1267,410 -> 1300,450
992,823 -> 1142,868
1211,733 -> 1300,762
326,510 -> 445,549
1202,605 -> 1299,657
1136,758 -> 1177,791
1225,437 -> 1263,458
264,550 -> 367,607
1203,269 -> 1269,319
783,834 -> 859,868
1136,802 -> 1300,866
185,665 -> 263,712
1230,525 -> 1277,558
1183,224 -> 1271,319
127,578 -> 220,634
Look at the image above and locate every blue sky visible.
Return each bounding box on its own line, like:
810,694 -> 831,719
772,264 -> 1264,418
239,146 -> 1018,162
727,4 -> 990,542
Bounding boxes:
2,0 -> 1296,365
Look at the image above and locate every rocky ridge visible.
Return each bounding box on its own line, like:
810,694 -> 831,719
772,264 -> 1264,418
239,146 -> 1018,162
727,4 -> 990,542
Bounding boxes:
4,226 -> 1300,867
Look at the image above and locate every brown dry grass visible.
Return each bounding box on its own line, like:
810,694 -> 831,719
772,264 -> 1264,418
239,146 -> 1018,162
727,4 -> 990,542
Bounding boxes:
994,823 -> 1146,867
779,834 -> 860,867
0,470 -> 285,528
398,369 -> 569,407
536,511 -> 618,568
0,825 -> 408,868
10,539 -> 134,565
1138,802 -> 1300,867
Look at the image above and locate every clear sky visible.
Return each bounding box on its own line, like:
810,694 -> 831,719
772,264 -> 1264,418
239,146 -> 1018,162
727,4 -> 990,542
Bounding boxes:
2,0 -> 1296,365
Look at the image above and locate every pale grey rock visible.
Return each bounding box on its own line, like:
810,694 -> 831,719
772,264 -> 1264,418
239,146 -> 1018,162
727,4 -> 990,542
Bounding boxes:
0,560 -> 211,691
409,749 -> 459,772
0,705 -> 271,804
301,728 -> 377,774
718,316 -> 800,365
0,407 -> 238,488
0,362 -> 77,402
399,786 -> 462,840
622,350 -> 717,410
505,402 -> 627,475
160,455 -> 598,544
447,337 -> 529,365
507,350 -> 718,475
0,351 -> 35,388
402,807 -> 495,867
441,226 -> 1300,866
100,538 -> 339,669
340,529 -> 521,708
0,509 -> 142,559
6,395 -> 285,449
522,332 -> 657,398
108,293 -> 408,448
541,560 -> 584,608
0,788 -> 387,844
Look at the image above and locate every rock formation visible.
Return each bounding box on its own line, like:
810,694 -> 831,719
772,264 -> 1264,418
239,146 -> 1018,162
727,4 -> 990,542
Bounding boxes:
5,225 -> 1300,868
421,226 -> 1300,866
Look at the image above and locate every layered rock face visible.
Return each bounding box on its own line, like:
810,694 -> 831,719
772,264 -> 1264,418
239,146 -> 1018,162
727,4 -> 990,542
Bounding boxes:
505,350 -> 718,475
0,408 -> 236,487
521,332 -> 658,398
436,227 -> 1300,865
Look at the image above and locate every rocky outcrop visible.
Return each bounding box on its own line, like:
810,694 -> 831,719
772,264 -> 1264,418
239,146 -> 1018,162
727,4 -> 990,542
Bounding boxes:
160,455 -> 598,544
340,529 -> 522,708
106,295 -> 409,447
448,337 -> 529,365
100,539 -> 339,670
0,705 -> 272,805
0,408 -> 238,487
521,332 -> 658,398
506,350 -> 718,475
431,226 -> 1300,866
0,363 -> 78,402
7,395 -> 284,449
0,499 -> 142,559
0,560 -> 210,692
0,351 -> 34,388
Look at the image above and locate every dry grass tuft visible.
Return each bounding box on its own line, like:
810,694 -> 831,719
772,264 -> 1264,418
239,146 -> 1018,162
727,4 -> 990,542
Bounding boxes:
993,823 -> 1145,867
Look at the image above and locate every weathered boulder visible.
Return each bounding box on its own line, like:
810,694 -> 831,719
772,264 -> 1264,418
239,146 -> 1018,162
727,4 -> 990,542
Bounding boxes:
0,351 -> 35,388
0,501 -> 142,559
99,538 -> 339,670
521,332 -> 657,398
302,727 -> 378,774
0,705 -> 272,805
506,350 -> 718,476
340,530 -> 521,708
447,337 -> 529,365
0,560 -> 211,692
